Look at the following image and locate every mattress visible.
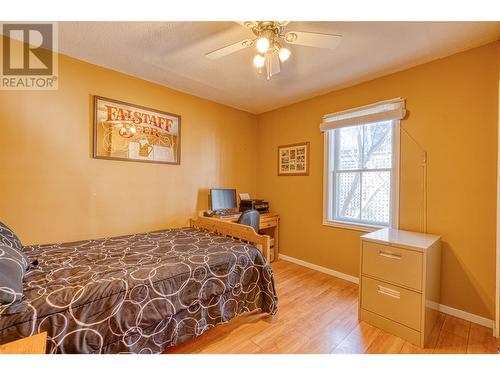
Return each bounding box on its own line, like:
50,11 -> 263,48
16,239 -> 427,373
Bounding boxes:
0,227 -> 278,353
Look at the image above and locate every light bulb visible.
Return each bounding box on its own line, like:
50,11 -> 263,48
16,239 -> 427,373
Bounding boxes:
253,54 -> 265,68
256,37 -> 270,53
279,47 -> 291,62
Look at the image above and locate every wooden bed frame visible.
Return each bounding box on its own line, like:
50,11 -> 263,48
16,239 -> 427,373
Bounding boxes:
190,216 -> 271,262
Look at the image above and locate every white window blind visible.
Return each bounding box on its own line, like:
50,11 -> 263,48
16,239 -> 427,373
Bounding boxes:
320,98 -> 406,132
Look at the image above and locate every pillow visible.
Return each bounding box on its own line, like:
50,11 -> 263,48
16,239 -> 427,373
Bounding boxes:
0,245 -> 27,306
0,222 -> 29,270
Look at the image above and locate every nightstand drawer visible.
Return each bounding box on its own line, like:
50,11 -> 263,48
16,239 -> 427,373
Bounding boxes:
361,276 -> 422,331
259,220 -> 276,229
362,241 -> 423,290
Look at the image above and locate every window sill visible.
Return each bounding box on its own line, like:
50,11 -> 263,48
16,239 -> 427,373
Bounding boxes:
322,219 -> 384,233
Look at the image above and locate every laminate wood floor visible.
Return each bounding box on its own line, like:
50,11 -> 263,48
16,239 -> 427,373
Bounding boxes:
165,260 -> 497,354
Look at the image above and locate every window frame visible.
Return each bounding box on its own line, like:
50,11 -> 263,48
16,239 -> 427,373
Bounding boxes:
322,120 -> 400,232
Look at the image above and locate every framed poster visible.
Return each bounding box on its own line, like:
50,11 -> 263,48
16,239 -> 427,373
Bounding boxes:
93,96 -> 181,165
278,142 -> 310,176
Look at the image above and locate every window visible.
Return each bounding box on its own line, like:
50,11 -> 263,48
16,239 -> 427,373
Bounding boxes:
321,99 -> 404,230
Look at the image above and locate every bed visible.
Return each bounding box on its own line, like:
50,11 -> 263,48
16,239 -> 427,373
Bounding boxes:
0,217 -> 278,354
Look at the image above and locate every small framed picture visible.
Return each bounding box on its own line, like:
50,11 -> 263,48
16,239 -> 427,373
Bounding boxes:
277,142 -> 310,176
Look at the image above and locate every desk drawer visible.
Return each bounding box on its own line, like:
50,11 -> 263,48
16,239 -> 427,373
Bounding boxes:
362,241 -> 423,290
361,276 -> 422,331
259,220 -> 276,229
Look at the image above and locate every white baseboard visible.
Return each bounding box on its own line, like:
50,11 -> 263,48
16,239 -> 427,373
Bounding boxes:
279,254 -> 494,330
279,254 -> 359,284
437,303 -> 494,329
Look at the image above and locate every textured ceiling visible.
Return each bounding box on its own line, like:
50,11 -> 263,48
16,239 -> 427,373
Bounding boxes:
57,21 -> 500,114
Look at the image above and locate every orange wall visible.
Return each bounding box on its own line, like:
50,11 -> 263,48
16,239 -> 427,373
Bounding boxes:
0,52 -> 258,245
256,42 -> 499,319
1,39 -> 498,320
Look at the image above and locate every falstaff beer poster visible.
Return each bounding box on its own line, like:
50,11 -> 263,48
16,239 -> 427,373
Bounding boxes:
93,96 -> 181,165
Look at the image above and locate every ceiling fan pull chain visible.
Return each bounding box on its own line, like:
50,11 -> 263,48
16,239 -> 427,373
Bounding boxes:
266,55 -> 271,80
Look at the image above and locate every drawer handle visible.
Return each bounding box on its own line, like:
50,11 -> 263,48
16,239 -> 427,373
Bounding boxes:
379,250 -> 402,260
377,285 -> 401,299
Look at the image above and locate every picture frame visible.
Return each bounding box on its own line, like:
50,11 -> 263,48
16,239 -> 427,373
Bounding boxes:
93,96 -> 181,165
277,142 -> 310,176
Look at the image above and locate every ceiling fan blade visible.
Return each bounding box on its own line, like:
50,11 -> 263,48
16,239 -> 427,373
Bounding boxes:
284,31 -> 342,49
236,21 -> 257,29
205,39 -> 253,60
275,21 -> 290,27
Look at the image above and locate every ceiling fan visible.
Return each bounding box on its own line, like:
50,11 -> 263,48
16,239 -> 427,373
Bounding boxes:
205,21 -> 342,80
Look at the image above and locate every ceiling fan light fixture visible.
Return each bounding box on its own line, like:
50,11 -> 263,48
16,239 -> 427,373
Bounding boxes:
256,36 -> 270,53
253,54 -> 265,68
279,47 -> 291,62
205,21 -> 343,81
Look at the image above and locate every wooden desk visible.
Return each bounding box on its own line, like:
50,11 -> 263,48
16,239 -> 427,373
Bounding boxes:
211,212 -> 280,262
0,332 -> 47,354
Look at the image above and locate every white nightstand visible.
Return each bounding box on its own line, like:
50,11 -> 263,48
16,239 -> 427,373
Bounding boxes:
359,228 -> 441,347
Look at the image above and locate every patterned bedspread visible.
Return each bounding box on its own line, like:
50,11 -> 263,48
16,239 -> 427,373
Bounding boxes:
0,227 -> 278,353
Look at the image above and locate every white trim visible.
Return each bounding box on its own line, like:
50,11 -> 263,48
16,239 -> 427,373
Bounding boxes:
322,120 -> 400,230
322,219 -> 381,233
438,304 -> 494,329
322,132 -> 330,230
392,121 -> 401,229
279,254 -> 359,284
496,59 -> 500,338
279,255 -> 494,329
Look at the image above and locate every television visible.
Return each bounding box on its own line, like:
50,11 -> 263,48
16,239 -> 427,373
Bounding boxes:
210,188 -> 237,213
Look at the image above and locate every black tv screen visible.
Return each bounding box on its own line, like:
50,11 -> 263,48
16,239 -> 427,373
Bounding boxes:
210,189 -> 237,212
